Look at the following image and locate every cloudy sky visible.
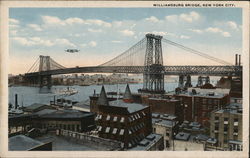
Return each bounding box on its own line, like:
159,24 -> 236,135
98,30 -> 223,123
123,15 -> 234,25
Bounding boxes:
9,8 -> 242,75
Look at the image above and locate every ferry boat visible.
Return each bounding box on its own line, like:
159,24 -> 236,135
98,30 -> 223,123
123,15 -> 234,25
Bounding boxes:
55,87 -> 78,96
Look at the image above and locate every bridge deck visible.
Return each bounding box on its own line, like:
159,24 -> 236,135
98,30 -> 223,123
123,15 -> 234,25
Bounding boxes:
25,65 -> 242,77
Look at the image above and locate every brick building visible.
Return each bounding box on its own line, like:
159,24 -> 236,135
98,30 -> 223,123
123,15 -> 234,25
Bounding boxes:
94,85 -> 152,149
209,103 -> 242,151
173,88 -> 230,127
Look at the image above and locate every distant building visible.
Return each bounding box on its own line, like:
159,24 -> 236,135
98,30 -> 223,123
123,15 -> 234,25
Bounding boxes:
173,88 -> 230,127
94,85 -> 152,149
209,103 -> 242,151
142,96 -> 183,123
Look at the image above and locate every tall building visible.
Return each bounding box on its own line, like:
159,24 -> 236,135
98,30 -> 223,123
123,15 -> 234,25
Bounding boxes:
209,103 -> 242,151
94,85 -> 152,149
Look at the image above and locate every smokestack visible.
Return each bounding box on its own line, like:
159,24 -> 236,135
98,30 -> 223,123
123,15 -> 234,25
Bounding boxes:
15,94 -> 18,109
238,55 -> 241,66
235,54 -> 238,66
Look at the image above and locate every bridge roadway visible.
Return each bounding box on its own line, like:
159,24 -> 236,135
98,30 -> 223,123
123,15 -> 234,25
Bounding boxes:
24,65 -> 242,77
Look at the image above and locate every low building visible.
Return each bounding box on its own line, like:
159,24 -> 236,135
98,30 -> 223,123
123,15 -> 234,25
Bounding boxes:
9,109 -> 96,134
129,133 -> 164,151
9,135 -> 52,151
23,103 -> 55,114
95,85 -> 152,149
35,109 -> 95,132
173,132 -> 204,151
209,103 -> 242,150
152,113 -> 179,149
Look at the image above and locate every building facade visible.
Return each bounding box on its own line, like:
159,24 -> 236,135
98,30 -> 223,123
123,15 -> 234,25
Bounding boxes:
209,103 -> 242,150
94,85 -> 152,149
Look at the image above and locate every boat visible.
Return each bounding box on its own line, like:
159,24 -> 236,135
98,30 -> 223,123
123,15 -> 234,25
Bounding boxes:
55,87 -> 78,96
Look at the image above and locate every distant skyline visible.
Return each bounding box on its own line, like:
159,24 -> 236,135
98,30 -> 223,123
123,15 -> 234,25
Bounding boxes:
9,8 -> 242,75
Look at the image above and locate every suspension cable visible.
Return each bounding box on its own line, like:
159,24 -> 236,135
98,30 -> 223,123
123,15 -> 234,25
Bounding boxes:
162,38 -> 233,65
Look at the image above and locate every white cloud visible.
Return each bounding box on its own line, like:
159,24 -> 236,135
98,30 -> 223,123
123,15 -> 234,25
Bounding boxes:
41,15 -> 112,28
227,21 -> 238,30
111,40 -> 123,43
12,37 -> 35,46
88,41 -> 97,47
166,11 -> 200,23
165,15 -> 178,23
120,29 -> 135,36
88,28 -> 103,33
9,18 -> 19,24
112,21 -> 123,27
188,29 -> 203,34
12,36 -> 76,47
205,27 -> 231,37
55,38 -> 76,47
28,24 -> 43,31
42,16 -> 65,26
206,27 -> 222,33
145,16 -> 159,23
222,32 -> 231,37
180,35 -> 190,39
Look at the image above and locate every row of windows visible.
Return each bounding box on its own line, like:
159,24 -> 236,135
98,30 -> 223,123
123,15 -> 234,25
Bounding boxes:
41,123 -> 80,132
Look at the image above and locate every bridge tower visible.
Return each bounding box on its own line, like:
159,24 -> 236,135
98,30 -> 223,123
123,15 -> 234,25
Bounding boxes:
142,34 -> 165,94
38,55 -> 52,90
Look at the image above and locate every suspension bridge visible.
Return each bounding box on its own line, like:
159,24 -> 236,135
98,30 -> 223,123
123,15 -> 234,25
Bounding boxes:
24,34 -> 242,93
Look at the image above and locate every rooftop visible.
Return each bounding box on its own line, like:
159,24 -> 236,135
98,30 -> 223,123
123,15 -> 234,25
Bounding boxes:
9,135 -> 45,151
109,100 -> 146,113
73,100 -> 90,109
39,109 -> 94,119
152,118 -> 176,128
24,103 -> 49,111
175,132 -> 190,141
129,133 -> 163,151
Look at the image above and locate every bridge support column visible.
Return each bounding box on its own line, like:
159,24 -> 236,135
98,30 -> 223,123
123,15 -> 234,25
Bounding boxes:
38,75 -> 52,91
178,75 -> 184,88
184,75 -> 192,88
142,34 -> 165,94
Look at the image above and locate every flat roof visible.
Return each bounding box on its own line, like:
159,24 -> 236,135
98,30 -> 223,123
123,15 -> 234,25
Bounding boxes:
24,103 -> 48,111
39,109 -> 93,119
9,135 -> 44,151
109,100 -> 147,113
152,118 -> 176,127
129,133 -> 163,151
73,100 -> 90,109
175,132 -> 190,141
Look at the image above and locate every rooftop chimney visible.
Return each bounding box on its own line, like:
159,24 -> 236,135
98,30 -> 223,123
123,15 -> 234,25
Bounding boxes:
235,54 -> 238,66
238,55 -> 241,66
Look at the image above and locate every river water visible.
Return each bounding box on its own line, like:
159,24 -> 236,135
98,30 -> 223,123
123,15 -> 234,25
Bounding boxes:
9,79 -> 218,107
9,83 -> 178,107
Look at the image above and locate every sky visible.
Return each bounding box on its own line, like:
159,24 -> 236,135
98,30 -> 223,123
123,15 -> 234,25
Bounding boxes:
9,8 -> 242,75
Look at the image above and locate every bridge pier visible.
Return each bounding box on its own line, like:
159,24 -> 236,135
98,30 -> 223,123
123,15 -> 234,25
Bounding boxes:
196,76 -> 210,87
38,75 -> 52,91
178,75 -> 192,89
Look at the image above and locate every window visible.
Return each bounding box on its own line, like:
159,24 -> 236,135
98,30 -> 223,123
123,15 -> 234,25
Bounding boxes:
105,127 -> 110,133
113,116 -> 118,122
215,116 -> 219,120
112,128 -> 118,134
153,128 -> 156,133
119,129 -> 125,135
166,132 -> 170,137
120,117 -> 125,123
234,118 -> 238,122
224,118 -> 228,121
106,115 -> 111,121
